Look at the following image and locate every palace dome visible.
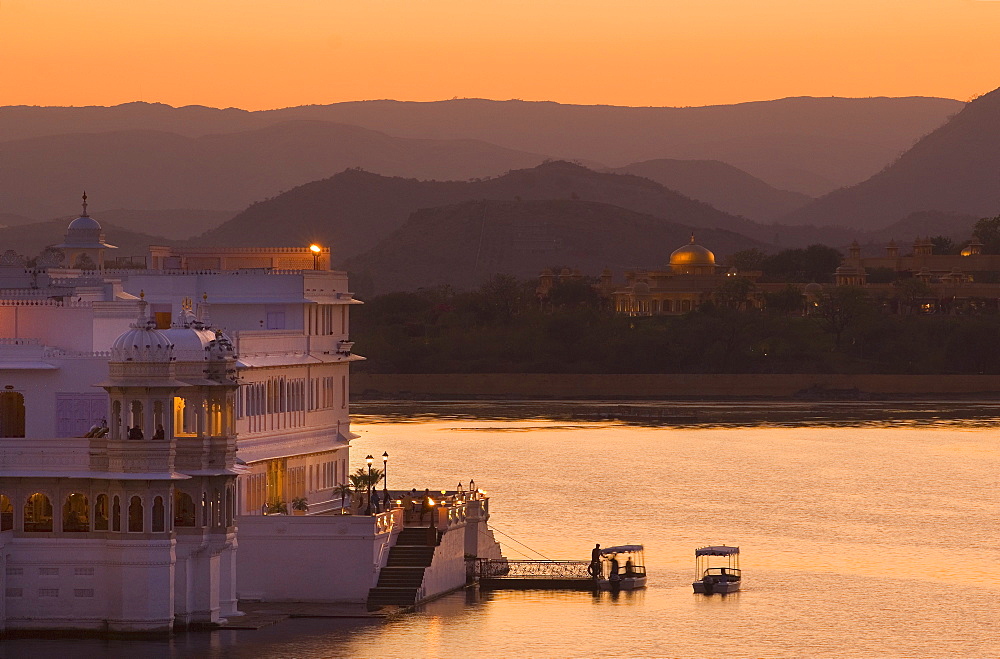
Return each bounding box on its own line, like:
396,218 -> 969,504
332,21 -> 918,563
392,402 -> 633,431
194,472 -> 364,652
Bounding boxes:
67,215 -> 102,231
111,315 -> 174,362
160,327 -> 217,360
670,235 -> 716,267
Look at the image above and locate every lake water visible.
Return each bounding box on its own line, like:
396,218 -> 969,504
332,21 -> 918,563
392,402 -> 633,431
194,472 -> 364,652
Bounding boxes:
5,401 -> 999,658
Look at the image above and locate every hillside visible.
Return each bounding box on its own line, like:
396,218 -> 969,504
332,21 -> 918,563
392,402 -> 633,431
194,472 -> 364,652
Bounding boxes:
783,87 -> 1000,230
612,159 -> 812,221
0,97 -> 962,197
192,161 -> 763,263
265,97 -> 962,195
344,199 -> 770,294
0,120 -> 547,219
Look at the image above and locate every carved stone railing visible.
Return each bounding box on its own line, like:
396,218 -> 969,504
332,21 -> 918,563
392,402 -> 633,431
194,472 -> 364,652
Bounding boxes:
375,508 -> 398,535
0,338 -> 40,346
472,559 -> 591,579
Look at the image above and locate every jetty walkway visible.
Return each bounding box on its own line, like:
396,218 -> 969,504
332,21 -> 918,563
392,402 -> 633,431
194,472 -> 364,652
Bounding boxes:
471,558 -> 596,590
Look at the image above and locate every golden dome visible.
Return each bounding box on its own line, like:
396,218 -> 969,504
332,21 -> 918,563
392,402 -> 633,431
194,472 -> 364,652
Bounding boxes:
670,234 -> 716,267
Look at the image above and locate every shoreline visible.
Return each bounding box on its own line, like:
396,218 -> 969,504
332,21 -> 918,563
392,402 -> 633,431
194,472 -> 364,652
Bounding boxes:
352,373 -> 1000,400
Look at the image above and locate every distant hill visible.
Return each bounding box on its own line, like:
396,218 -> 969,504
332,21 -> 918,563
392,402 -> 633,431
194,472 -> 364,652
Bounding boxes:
611,159 -> 812,221
0,212 -> 35,229
0,120 -> 547,219
73,209 -> 235,240
0,97 -> 962,196
865,211 -> 979,244
263,97 -> 962,195
192,161 -> 763,263
782,87 -> 1000,230
0,102 -> 260,142
344,199 -> 770,294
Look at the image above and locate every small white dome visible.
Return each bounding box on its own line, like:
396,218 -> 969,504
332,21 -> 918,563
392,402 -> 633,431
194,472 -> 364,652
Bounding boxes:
111,315 -> 173,362
68,215 -> 102,231
160,327 -> 217,360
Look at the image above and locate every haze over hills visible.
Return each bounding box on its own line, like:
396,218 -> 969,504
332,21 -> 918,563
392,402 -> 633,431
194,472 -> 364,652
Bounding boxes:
261,97 -> 963,196
0,120 -> 547,220
0,219 -> 176,262
783,86 -> 1000,230
611,159 -> 812,221
192,161 -> 764,263
343,199 -> 770,294
0,96 -> 962,197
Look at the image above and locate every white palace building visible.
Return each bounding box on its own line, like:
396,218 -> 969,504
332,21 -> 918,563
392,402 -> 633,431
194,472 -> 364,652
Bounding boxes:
0,199 -> 502,632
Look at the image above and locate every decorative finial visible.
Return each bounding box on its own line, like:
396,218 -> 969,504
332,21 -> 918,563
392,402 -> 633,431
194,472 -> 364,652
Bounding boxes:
139,289 -> 145,299
690,233 -> 695,244
81,191 -> 89,217
203,292 -> 208,302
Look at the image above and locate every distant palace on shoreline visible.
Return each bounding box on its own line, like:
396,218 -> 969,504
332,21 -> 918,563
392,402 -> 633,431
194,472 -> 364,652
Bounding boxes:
551,234 -> 1000,316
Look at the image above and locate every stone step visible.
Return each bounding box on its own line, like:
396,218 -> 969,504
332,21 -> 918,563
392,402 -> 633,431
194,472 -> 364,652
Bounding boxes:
377,574 -> 424,586
367,587 -> 419,606
387,548 -> 435,559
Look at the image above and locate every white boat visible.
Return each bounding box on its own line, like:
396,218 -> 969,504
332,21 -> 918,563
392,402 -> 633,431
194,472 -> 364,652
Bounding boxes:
692,545 -> 741,594
596,544 -> 647,591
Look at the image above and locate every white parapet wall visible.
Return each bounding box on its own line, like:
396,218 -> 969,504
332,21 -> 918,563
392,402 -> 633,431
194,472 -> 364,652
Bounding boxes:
419,498 -> 505,602
235,509 -> 401,603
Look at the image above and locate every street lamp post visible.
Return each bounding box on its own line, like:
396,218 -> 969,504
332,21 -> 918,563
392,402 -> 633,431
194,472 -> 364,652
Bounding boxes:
382,451 -> 389,508
364,454 -> 374,515
309,244 -> 321,270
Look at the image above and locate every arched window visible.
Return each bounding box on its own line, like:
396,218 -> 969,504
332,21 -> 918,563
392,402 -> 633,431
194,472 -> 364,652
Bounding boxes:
24,493 -> 53,532
63,493 -> 90,532
112,400 -> 122,440
129,400 -> 144,439
0,391 -> 25,438
0,494 -> 13,531
94,494 -> 109,531
112,495 -> 121,531
152,496 -> 165,532
128,496 -> 144,533
174,491 -> 195,527
152,400 -> 166,439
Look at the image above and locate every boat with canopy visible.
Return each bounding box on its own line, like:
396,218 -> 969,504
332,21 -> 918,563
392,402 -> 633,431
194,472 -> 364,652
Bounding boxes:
692,545 -> 740,594
595,544 -> 647,591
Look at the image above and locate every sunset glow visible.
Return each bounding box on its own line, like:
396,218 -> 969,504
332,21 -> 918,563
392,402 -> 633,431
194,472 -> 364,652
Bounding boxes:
1,0 -> 998,109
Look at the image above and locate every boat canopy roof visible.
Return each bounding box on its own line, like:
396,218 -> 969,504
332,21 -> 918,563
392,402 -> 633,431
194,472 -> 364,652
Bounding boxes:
601,544 -> 643,555
695,545 -> 739,556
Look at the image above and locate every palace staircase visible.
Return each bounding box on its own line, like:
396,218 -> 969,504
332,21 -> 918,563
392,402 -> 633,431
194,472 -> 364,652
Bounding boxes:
366,526 -> 438,609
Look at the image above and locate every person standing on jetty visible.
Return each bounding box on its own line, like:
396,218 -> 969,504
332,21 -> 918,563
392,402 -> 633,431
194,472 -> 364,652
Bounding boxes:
590,543 -> 602,579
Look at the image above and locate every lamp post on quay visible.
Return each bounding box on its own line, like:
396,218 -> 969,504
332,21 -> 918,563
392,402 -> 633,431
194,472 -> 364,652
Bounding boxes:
365,454 -> 374,515
309,244 -> 321,270
382,451 -> 389,508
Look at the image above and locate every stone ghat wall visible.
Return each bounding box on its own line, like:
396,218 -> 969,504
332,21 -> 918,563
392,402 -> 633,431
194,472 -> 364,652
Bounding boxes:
352,373 -> 1000,399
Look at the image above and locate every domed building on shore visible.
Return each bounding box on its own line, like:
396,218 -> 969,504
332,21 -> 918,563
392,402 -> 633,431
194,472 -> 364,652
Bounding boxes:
610,234 -> 758,315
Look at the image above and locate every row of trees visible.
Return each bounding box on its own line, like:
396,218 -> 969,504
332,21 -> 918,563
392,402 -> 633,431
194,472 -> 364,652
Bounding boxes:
351,274 -> 1000,375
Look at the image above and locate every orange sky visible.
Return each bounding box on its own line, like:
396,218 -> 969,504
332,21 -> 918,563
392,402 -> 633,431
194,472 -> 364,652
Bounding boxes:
1,0 -> 998,109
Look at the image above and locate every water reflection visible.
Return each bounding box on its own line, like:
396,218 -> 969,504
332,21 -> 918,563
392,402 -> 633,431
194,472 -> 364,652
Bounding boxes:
353,399 -> 1000,430
6,402 -> 998,658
